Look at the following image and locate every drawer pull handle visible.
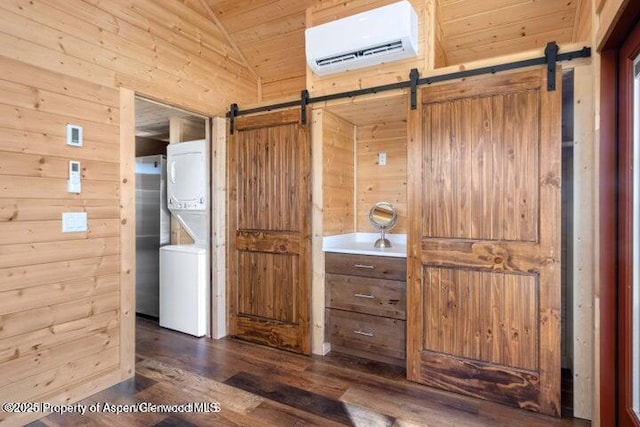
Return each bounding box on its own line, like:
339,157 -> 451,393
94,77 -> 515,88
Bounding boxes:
354,293 -> 375,299
354,264 -> 375,269
353,329 -> 374,337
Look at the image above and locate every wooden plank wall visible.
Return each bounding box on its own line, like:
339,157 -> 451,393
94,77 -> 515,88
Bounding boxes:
0,1 -> 259,424
306,0 -> 440,97
595,0 -> 629,48
0,57 -> 121,425
211,117 -> 227,339
0,0 -> 258,116
322,111 -> 356,235
355,121 -> 408,234
573,0 -> 593,43
311,109 -> 327,356
310,109 -> 355,356
572,63 -> 595,421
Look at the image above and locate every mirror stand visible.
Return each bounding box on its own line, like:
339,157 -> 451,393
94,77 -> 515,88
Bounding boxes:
374,229 -> 391,248
368,201 -> 398,249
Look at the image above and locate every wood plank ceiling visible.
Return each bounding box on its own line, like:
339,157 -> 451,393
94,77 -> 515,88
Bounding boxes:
185,0 -> 589,102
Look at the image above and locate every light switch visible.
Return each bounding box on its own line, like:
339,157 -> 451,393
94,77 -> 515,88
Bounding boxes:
378,152 -> 387,166
62,212 -> 88,232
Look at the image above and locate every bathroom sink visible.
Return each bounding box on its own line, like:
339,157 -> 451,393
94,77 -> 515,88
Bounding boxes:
322,233 -> 406,258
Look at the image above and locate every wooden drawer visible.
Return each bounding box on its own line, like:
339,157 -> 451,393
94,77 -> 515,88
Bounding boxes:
325,273 -> 405,319
325,253 -> 406,281
326,308 -> 405,363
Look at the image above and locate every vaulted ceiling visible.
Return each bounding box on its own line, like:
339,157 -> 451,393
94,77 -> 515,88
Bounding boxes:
184,0 -> 590,101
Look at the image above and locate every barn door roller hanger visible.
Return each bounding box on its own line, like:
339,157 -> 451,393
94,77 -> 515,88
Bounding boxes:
228,42 -> 590,133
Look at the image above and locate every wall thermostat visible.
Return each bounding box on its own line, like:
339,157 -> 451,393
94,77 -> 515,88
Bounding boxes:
67,160 -> 81,194
66,124 -> 83,147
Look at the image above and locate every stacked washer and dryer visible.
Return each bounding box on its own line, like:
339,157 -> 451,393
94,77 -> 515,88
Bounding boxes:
160,139 -> 209,337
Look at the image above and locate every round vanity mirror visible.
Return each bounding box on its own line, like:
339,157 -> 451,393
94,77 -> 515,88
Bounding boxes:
368,202 -> 397,248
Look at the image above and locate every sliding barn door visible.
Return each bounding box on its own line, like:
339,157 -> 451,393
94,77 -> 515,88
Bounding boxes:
407,69 -> 561,416
229,110 -> 311,354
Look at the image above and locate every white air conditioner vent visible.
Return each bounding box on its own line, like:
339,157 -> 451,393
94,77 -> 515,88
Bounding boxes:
306,1 -> 418,76
316,41 -> 405,68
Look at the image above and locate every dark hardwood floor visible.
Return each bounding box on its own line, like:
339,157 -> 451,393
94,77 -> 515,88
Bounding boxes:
33,317 -> 591,426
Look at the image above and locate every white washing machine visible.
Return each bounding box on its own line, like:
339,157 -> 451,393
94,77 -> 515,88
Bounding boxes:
160,138 -> 210,337
159,244 -> 207,337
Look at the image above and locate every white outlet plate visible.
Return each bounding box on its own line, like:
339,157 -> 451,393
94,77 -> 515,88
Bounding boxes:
62,212 -> 88,232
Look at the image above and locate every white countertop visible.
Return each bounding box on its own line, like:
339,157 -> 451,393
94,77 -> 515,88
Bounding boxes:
322,233 -> 407,258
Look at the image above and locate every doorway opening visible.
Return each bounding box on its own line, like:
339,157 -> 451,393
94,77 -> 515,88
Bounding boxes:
133,96 -> 210,333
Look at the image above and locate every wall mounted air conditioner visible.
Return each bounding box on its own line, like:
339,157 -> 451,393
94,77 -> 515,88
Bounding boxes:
305,0 -> 418,76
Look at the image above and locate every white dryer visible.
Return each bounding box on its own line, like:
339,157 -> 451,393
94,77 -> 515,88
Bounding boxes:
159,244 -> 207,337
159,139 -> 210,337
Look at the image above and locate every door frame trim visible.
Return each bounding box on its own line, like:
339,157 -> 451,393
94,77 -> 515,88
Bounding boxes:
599,3 -> 640,425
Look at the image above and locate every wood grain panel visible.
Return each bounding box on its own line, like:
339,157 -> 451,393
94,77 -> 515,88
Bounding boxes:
84,0 -> 256,86
0,126 -> 119,163
0,291 -> 120,341
7,346 -> 120,404
356,120 -> 407,234
325,252 -> 406,281
0,56 -> 124,424
423,267 -> 538,371
206,0 -> 309,100
0,237 -> 119,269
237,251 -> 298,323
230,110 -> 311,355
0,0 -> 260,419
323,93 -> 408,127
0,326 -> 119,389
408,68 -> 561,416
418,350 -> 540,412
236,231 -> 301,254
446,11 -> 575,51
423,89 -> 539,242
0,79 -> 117,125
235,109 -> 301,130
1,176 -> 119,200
0,0 -> 257,115
0,104 -> 119,146
0,274 -> 119,314
236,125 -> 301,232
0,255 -> 120,293
0,218 -> 119,245
439,0 -> 578,65
0,199 -> 119,222
326,308 -> 405,362
118,87 -> 135,381
420,239 -> 557,274
310,0 -> 398,26
0,152 -> 119,181
325,273 -> 406,319
0,30 -> 115,90
322,111 -> 355,236
441,1 -> 576,35
261,76 -> 307,103
446,29 -> 575,67
0,309 -> 118,363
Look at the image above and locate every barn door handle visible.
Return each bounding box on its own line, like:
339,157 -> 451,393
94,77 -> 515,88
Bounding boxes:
354,264 -> 375,269
354,293 -> 375,299
353,330 -> 374,337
